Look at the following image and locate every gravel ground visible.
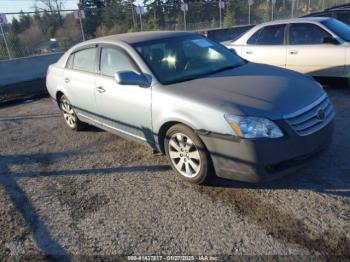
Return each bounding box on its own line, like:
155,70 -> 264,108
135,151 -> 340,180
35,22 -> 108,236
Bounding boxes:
0,85 -> 349,259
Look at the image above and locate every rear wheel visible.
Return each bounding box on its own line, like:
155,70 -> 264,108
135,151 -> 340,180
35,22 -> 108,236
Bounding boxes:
59,95 -> 86,131
165,124 -> 212,184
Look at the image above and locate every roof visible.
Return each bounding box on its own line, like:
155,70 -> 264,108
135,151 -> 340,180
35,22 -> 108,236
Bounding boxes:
88,31 -> 195,45
325,3 -> 350,11
256,17 -> 330,27
303,3 -> 350,17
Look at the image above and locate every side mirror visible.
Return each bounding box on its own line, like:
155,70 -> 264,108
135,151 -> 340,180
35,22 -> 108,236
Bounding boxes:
322,36 -> 339,45
115,71 -> 150,87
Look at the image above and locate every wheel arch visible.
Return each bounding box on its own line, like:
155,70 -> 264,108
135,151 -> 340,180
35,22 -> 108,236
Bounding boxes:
157,121 -> 181,154
159,120 -> 215,183
155,113 -> 205,154
55,91 -> 64,109
157,120 -> 205,154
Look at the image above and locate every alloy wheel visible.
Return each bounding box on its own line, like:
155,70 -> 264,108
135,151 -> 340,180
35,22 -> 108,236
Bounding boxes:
60,98 -> 76,129
168,132 -> 201,178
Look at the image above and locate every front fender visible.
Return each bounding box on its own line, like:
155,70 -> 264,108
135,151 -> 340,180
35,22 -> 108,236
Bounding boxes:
152,100 -> 235,154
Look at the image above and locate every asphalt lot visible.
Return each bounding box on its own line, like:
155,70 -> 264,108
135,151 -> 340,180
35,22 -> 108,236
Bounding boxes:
0,85 -> 349,259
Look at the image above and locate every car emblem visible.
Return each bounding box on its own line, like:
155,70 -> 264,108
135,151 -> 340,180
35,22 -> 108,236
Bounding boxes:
316,108 -> 326,121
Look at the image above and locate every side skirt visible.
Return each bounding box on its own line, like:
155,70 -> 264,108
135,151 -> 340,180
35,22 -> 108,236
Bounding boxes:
77,112 -> 155,149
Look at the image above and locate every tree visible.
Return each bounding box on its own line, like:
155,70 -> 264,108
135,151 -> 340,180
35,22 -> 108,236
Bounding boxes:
18,11 -> 31,32
18,24 -> 46,52
101,0 -> 135,33
144,0 -> 165,30
10,18 -> 21,34
79,0 -> 105,37
55,14 -> 82,49
7,30 -> 23,58
223,8 -> 235,28
36,10 -> 61,38
35,0 -> 64,12
35,0 -> 64,25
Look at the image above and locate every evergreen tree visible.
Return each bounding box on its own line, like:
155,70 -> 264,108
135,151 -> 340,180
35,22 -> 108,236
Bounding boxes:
10,18 -> 21,34
223,8 -> 235,28
79,0 -> 105,37
18,11 -> 32,32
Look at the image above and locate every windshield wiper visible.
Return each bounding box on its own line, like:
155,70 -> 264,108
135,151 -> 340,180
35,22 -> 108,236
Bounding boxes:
164,63 -> 245,85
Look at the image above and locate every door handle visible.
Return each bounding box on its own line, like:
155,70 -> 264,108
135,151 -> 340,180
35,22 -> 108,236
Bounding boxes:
289,50 -> 298,55
96,86 -> 106,93
64,77 -> 70,83
246,50 -> 253,54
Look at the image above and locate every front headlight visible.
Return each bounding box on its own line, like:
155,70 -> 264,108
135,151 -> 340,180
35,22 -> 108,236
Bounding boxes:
224,114 -> 283,138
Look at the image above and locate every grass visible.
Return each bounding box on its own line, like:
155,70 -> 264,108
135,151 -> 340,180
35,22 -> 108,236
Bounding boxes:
0,79 -> 48,105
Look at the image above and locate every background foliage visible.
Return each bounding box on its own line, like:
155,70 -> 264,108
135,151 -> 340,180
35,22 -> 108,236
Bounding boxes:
0,0 -> 347,60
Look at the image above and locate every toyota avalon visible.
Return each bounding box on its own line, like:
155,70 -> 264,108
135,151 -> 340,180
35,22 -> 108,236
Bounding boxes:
46,31 -> 335,184
222,17 -> 350,86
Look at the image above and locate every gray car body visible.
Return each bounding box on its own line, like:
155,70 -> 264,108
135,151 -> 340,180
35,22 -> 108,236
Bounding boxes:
46,31 -> 334,182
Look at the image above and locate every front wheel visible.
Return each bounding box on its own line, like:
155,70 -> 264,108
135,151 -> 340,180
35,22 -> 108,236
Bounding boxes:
164,124 -> 212,184
59,95 -> 86,131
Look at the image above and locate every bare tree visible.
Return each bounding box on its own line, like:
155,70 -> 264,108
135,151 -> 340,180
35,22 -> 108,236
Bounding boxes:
34,0 -> 66,27
34,0 -> 65,13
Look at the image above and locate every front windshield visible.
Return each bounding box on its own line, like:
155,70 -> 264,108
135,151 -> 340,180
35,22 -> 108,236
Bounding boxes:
133,35 -> 245,84
321,18 -> 350,42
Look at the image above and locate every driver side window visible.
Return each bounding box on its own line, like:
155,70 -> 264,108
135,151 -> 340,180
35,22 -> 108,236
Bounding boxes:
289,23 -> 331,45
100,47 -> 137,77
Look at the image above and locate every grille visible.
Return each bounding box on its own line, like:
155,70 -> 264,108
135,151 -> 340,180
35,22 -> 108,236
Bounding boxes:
284,94 -> 335,136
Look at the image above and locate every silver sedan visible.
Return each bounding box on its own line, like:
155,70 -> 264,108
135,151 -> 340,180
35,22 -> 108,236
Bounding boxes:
46,31 -> 334,184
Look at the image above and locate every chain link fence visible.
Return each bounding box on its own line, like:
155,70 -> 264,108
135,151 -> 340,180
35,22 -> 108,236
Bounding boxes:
0,0 -> 348,61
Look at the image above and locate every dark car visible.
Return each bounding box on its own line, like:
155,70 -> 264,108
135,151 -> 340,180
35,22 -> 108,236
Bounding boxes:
206,25 -> 255,43
303,3 -> 350,25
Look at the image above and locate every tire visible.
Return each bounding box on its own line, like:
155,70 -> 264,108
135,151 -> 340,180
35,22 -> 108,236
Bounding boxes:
164,124 -> 212,184
59,95 -> 86,131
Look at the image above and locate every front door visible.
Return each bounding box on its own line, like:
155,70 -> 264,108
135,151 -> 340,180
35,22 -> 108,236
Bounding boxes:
95,46 -> 153,144
286,23 -> 346,77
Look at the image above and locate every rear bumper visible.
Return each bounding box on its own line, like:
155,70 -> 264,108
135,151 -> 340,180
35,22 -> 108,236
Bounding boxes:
199,119 -> 334,183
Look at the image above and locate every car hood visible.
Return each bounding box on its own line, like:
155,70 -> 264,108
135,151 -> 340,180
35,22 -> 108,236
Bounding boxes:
161,63 -> 325,120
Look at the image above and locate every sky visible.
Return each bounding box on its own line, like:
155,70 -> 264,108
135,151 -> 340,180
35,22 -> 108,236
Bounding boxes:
0,0 -> 143,21
0,0 -> 80,14
0,0 -> 144,14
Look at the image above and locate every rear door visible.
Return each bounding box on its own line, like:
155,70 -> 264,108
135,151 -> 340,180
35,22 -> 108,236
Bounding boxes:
241,24 -> 287,68
286,23 -> 346,77
94,45 -> 153,143
63,46 -> 98,119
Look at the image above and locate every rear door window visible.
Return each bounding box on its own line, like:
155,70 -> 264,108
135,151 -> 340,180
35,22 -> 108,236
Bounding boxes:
247,24 -> 285,45
66,54 -> 74,69
289,23 -> 331,45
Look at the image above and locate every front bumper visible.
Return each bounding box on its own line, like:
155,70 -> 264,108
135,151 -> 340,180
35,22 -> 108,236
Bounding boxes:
199,119 -> 334,183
